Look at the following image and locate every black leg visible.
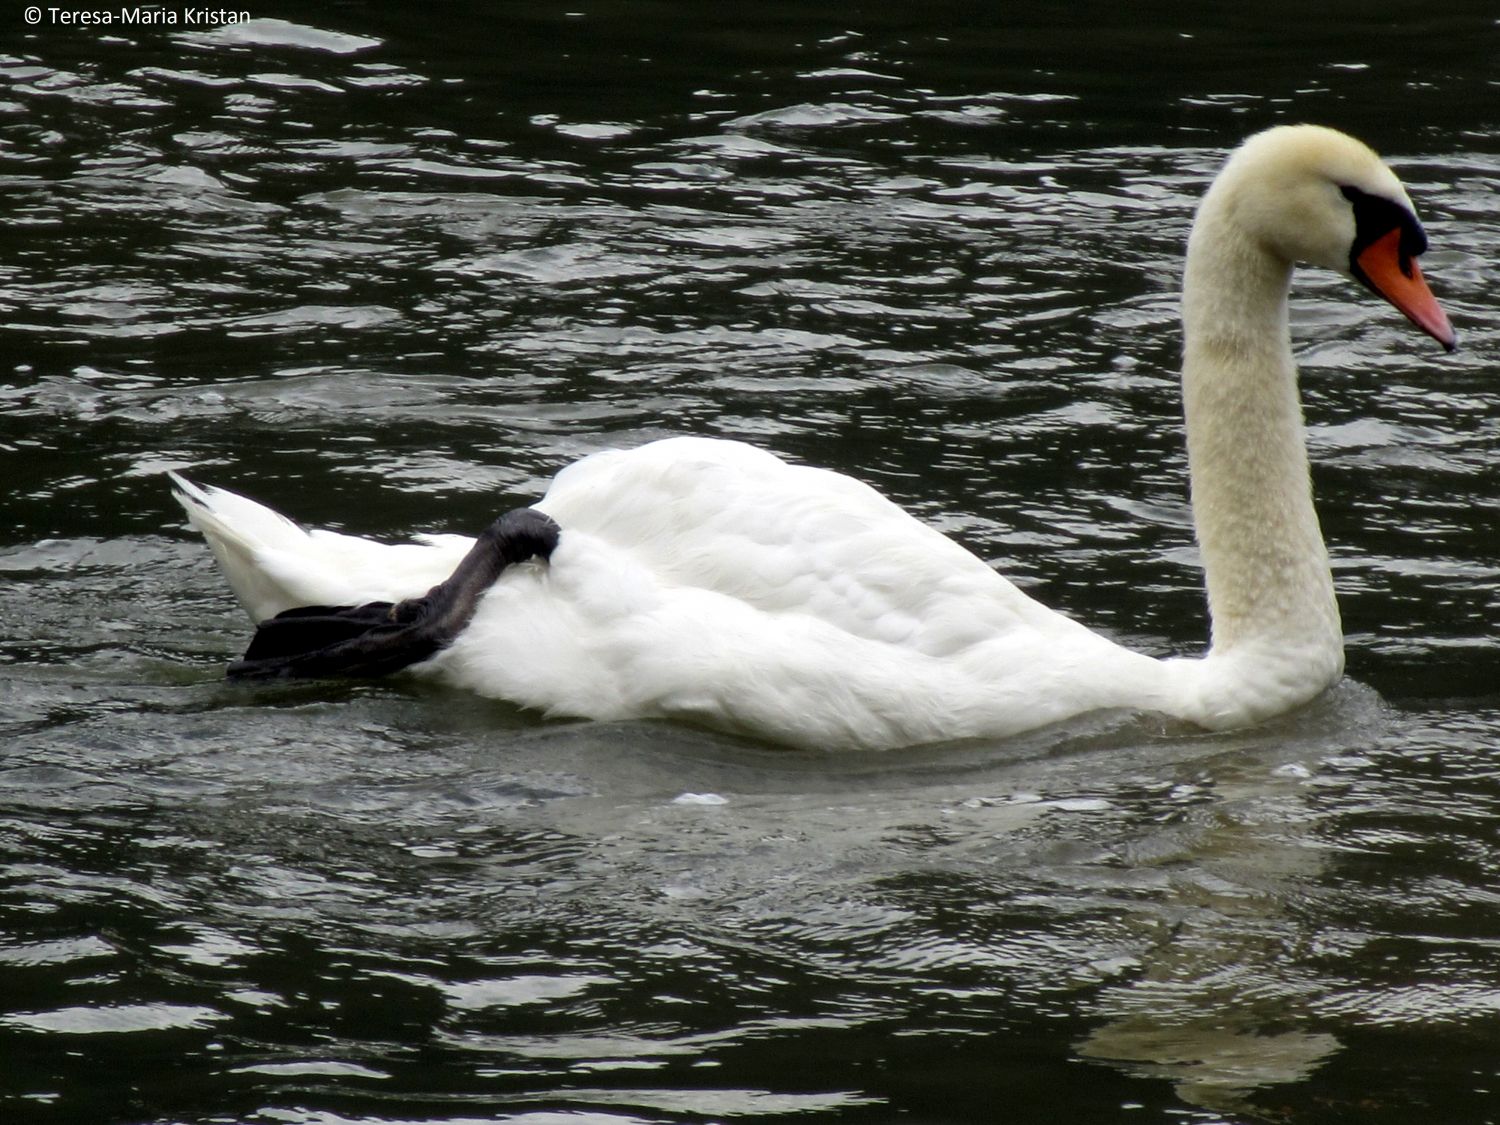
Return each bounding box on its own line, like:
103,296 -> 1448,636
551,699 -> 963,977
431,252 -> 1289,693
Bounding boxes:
228,508 -> 561,681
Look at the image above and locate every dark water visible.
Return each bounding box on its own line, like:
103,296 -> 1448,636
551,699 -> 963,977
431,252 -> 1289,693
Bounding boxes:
4,3 -> 1500,1123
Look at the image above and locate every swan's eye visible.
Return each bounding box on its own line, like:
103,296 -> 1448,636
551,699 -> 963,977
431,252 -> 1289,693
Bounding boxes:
1341,184 -> 1427,277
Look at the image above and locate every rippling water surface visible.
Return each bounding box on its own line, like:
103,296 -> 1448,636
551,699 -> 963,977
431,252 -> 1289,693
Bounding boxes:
4,4 -> 1500,1123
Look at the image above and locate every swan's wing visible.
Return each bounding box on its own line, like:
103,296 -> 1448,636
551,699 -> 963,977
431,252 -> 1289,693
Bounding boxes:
172,436 -> 1084,659
534,437 -> 1078,656
170,474 -> 471,622
436,513 -> 1149,751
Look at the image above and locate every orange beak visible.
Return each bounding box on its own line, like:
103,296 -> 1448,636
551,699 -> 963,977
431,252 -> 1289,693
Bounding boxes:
1354,228 -> 1456,352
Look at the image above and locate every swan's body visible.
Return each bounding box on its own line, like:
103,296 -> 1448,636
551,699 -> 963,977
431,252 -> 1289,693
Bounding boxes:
173,125 -> 1453,750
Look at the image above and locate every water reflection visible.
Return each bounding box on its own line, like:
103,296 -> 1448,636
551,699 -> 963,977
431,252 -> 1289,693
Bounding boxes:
6,669 -> 1483,1120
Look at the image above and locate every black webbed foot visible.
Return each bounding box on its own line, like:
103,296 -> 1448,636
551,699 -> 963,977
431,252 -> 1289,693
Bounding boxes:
228,507 -> 561,681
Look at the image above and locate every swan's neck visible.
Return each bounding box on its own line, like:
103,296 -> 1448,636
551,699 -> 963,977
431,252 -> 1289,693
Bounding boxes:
1179,202 -> 1343,720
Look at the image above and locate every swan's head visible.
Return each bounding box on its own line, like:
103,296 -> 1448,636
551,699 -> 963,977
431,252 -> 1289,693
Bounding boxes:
1200,124 -> 1455,350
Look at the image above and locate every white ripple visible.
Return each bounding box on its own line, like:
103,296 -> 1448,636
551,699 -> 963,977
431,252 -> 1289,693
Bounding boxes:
2,1003 -> 227,1035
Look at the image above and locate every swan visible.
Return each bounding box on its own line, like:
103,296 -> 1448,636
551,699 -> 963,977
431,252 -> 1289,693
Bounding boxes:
172,125 -> 1455,751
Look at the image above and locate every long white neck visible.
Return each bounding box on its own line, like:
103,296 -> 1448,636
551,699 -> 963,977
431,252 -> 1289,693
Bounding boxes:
1177,189 -> 1344,723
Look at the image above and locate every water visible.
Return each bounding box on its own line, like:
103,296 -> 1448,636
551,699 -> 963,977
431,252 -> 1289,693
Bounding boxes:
4,3 -> 1500,1122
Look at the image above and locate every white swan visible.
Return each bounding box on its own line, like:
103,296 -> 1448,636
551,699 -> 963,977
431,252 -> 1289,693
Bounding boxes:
172,125 -> 1454,751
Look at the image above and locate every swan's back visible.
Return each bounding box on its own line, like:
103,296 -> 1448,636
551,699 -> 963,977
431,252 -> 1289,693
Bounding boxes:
536,437 -> 1085,657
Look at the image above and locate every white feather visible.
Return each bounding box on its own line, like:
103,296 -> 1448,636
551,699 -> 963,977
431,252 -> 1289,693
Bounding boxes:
169,472 -> 469,620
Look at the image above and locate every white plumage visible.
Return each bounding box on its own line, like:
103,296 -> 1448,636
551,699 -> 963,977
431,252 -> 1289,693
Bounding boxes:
173,126 -> 1453,750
